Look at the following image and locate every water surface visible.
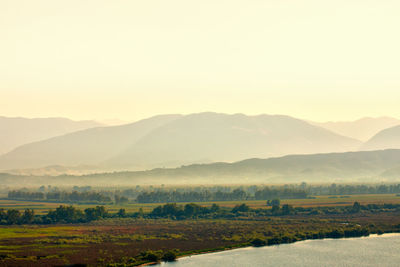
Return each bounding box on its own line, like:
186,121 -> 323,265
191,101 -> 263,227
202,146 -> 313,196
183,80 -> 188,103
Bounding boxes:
160,234 -> 400,267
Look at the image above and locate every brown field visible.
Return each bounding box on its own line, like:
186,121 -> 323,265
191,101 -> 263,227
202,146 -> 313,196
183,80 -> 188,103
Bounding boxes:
0,210 -> 399,266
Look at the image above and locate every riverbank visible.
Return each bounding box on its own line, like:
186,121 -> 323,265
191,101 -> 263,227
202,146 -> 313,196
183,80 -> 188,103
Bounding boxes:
157,233 -> 400,266
137,213 -> 400,267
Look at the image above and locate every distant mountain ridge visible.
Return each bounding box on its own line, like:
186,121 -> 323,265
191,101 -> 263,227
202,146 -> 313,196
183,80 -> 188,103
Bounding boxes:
1,149 -> 399,186
0,117 -> 103,155
0,114 -> 182,170
127,149 -> 400,183
362,125 -> 400,151
311,117 -> 400,142
0,112 -> 361,172
3,113 -> 400,175
106,113 -> 361,169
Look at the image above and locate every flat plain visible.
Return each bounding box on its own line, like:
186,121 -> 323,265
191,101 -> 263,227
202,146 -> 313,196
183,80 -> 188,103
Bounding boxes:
0,194 -> 399,266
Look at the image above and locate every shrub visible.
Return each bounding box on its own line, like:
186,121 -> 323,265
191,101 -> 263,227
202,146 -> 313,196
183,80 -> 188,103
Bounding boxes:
251,238 -> 267,247
162,251 -> 177,262
232,204 -> 250,213
140,250 -> 159,262
327,229 -> 344,239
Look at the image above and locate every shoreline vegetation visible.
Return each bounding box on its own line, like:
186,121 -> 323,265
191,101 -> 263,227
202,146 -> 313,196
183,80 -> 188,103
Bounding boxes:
150,233 -> 400,267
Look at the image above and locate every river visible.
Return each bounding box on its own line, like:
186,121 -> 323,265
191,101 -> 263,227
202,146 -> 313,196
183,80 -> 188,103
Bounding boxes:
159,233 -> 400,267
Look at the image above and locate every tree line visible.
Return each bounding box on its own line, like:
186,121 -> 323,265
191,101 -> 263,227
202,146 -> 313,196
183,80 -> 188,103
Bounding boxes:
0,206 -> 108,225
7,190 -> 121,204
7,183 -> 400,205
127,183 -> 400,204
146,202 -> 400,219
1,201 -> 399,225
309,183 -> 400,195
136,187 -> 308,203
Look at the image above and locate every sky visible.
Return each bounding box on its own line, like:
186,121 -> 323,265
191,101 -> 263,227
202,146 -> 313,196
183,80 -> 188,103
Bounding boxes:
1,0 -> 399,123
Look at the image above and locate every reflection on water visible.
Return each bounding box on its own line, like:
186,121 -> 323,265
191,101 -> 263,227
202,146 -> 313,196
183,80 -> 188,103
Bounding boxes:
159,234 -> 400,267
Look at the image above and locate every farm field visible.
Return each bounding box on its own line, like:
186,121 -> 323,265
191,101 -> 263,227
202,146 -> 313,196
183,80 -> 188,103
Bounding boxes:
0,194 -> 399,265
0,210 -> 399,266
1,194 -> 400,214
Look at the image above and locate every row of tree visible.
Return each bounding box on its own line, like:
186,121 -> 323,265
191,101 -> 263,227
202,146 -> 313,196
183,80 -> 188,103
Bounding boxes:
148,201 -> 399,219
0,206 -> 109,224
1,201 -> 399,225
7,190 -> 123,204
130,183 -> 400,199
309,183 -> 400,195
136,188 -> 308,203
250,226 -> 371,248
10,183 -> 400,204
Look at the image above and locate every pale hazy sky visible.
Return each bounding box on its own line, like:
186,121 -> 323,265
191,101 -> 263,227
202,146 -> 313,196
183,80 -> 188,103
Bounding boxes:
1,0 -> 399,122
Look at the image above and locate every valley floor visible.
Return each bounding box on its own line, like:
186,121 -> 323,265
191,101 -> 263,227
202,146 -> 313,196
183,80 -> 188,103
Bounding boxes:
0,210 -> 399,266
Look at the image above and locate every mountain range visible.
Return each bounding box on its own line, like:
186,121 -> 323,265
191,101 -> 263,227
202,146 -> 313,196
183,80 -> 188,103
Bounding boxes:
311,117 -> 400,141
1,149 -> 400,186
0,113 -> 399,175
0,114 -> 181,171
118,149 -> 400,184
362,125 -> 400,151
0,113 -> 361,172
0,117 -> 103,155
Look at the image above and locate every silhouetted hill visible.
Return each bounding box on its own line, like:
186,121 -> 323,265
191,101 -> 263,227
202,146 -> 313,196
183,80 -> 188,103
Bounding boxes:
107,113 -> 361,169
0,114 -> 181,170
362,125 -> 400,151
312,117 -> 400,141
0,113 -> 362,172
0,117 -> 103,155
124,149 -> 400,183
1,150 -> 399,186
